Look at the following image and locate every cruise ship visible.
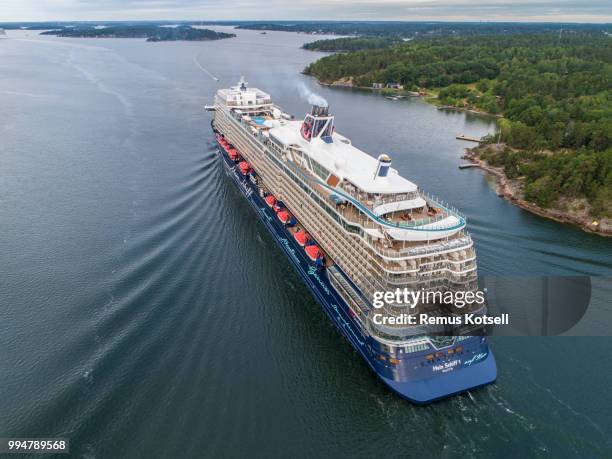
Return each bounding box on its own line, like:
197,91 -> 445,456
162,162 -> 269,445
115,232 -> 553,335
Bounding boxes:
209,78 -> 497,404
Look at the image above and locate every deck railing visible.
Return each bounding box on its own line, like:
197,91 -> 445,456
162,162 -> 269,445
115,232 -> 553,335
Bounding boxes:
373,236 -> 473,259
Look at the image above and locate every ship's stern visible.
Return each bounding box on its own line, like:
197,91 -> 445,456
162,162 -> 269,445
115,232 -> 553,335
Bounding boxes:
371,336 -> 497,404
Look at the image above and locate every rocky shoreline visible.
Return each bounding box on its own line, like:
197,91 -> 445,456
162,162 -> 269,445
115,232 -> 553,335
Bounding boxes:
462,147 -> 611,237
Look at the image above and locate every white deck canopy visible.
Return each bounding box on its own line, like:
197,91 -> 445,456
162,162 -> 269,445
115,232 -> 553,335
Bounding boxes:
268,120 -> 418,195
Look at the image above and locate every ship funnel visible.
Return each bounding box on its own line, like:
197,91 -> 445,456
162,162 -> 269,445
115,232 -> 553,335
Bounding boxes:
301,105 -> 334,142
375,154 -> 392,178
311,104 -> 329,117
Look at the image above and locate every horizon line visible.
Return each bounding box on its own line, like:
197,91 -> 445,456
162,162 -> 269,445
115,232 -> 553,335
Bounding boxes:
1,19 -> 612,25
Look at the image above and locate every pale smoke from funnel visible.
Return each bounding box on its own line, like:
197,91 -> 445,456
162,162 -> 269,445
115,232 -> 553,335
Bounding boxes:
297,81 -> 328,108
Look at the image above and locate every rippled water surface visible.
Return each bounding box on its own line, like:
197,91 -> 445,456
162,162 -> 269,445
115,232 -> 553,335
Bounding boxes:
1,28 -> 611,457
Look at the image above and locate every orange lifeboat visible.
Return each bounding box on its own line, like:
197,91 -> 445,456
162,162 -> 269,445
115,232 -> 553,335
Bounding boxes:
293,229 -> 308,246
305,245 -> 321,262
238,161 -> 250,175
265,195 -> 277,207
277,210 -> 290,224
228,148 -> 240,161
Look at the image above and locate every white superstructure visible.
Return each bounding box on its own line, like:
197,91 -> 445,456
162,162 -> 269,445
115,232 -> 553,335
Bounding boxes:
213,78 -> 480,342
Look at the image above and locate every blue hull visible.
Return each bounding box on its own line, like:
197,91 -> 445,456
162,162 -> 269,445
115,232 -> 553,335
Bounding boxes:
214,137 -> 497,404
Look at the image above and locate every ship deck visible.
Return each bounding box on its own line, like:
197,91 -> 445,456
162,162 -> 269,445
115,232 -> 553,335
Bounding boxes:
288,159 -> 453,236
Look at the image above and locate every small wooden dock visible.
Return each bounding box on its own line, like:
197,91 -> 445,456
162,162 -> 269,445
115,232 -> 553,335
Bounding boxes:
456,133 -> 481,142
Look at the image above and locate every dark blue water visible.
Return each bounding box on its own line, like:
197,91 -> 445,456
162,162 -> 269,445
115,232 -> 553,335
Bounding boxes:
1,27 -> 611,458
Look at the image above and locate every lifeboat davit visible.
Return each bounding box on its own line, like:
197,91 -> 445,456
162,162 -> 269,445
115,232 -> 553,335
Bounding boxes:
265,195 -> 277,207
238,161 -> 250,175
277,210 -> 291,224
293,229 -> 308,246
305,245 -> 322,262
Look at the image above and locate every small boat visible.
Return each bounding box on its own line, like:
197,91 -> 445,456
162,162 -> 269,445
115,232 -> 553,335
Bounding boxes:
228,148 -> 240,161
293,229 -> 308,246
238,161 -> 251,175
305,245 -> 322,262
265,195 -> 277,207
277,210 -> 291,224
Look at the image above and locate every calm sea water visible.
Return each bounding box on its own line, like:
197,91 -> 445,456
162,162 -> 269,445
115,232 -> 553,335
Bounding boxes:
1,27 -> 611,458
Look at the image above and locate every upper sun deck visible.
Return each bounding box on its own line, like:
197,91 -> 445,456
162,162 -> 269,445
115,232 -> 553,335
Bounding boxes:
216,78 -> 271,108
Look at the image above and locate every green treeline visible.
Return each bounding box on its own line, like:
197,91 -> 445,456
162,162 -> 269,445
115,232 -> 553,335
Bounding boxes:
305,34 -> 612,216
303,37 -> 401,52
235,21 -> 610,38
41,25 -> 235,42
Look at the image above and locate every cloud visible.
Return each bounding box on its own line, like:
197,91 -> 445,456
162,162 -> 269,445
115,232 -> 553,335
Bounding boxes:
2,0 -> 611,23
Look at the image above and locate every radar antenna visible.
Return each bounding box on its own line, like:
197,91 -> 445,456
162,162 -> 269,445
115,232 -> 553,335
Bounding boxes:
238,76 -> 248,91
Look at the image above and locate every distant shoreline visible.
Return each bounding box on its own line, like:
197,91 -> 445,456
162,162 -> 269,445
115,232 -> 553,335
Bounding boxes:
313,77 -> 501,117
40,25 -> 235,42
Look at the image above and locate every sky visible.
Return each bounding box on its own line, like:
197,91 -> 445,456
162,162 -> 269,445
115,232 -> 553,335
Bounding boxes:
2,0 -> 612,23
